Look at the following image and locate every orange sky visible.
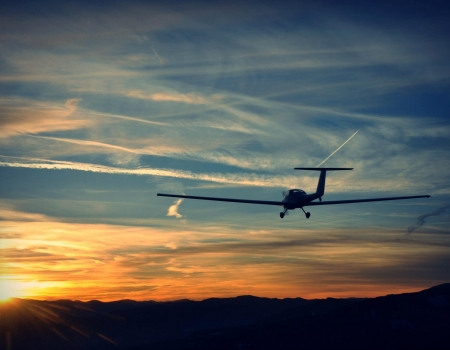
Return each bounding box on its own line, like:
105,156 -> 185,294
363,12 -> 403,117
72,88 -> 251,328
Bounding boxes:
2,205 -> 447,302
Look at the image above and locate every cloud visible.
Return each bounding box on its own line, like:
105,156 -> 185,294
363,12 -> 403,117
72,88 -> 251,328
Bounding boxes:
0,98 -> 89,138
90,105 -> 260,135
29,135 -> 143,155
91,111 -> 168,126
0,153 -> 437,194
407,205 -> 450,235
151,93 -> 209,105
118,52 -> 166,68
107,153 -> 140,167
65,98 -> 81,113
0,204 -> 52,222
2,203 -> 449,301
157,181 -> 186,219
127,91 -> 210,105
166,199 -> 184,219
0,247 -> 73,261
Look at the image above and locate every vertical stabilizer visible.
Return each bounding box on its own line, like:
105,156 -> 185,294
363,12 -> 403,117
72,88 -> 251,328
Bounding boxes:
316,170 -> 326,198
294,168 -> 353,199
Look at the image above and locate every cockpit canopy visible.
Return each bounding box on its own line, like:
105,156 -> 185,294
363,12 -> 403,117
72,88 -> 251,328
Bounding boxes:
288,189 -> 305,194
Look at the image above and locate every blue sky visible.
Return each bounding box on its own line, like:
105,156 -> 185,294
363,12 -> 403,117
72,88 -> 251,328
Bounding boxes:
1,0 -> 449,301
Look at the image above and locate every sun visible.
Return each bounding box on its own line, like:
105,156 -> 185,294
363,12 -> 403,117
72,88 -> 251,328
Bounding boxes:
0,276 -> 70,301
0,280 -> 25,302
0,277 -> 33,302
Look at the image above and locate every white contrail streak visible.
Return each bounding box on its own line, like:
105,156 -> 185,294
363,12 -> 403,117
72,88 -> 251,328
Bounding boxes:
1,130 -> 359,189
29,135 -> 142,154
315,130 -> 359,168
92,111 -> 169,126
0,156 -> 295,188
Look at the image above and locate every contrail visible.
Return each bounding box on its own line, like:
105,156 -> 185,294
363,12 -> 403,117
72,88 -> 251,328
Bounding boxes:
1,131 -> 359,189
0,156 -> 294,187
406,205 -> 450,235
152,46 -> 165,65
315,130 -> 359,168
29,135 -> 142,154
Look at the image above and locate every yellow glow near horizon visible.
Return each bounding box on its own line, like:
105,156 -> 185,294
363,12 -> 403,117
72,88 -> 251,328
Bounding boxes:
0,277 -> 65,301
0,278 -> 27,301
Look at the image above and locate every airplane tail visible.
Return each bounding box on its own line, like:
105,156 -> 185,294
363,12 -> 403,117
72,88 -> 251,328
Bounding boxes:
294,168 -> 353,198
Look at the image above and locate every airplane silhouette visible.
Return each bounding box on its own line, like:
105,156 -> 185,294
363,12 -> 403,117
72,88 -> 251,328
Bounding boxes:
157,168 -> 430,219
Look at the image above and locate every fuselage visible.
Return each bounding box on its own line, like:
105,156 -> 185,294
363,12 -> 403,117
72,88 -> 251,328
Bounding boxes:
282,189 -> 320,209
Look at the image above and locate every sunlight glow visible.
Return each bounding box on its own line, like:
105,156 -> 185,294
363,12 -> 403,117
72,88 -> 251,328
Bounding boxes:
0,277 -> 64,301
0,277 -> 28,301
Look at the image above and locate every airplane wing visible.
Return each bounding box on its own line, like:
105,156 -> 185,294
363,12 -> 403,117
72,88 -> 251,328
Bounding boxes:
157,193 -> 285,206
304,195 -> 430,206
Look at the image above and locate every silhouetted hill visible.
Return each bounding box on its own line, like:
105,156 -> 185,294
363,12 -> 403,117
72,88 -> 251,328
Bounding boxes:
149,284 -> 450,350
0,284 -> 448,350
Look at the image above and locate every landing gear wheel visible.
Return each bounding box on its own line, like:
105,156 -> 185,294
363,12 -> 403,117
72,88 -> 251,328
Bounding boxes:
280,212 -> 285,219
301,207 -> 311,219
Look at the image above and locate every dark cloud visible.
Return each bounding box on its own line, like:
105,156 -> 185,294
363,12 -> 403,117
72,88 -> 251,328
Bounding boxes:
407,205 -> 450,235
110,232 -> 437,263
0,247 -> 75,261
349,253 -> 450,285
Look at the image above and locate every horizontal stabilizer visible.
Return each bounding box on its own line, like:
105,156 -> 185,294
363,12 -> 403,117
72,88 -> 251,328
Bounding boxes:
294,167 -> 353,171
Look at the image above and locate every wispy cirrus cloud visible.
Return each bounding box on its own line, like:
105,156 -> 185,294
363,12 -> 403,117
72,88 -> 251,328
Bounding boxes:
127,91 -> 212,105
0,98 -> 89,138
0,203 -> 51,222
0,154 -> 437,195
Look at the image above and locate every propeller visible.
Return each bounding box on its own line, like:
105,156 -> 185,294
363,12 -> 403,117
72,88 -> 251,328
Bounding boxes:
281,191 -> 289,216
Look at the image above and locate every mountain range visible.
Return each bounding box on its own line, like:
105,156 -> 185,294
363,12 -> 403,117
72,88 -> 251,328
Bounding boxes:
1,283 -> 449,349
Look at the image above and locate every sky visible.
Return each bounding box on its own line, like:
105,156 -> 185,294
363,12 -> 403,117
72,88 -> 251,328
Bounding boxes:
1,0 -> 450,302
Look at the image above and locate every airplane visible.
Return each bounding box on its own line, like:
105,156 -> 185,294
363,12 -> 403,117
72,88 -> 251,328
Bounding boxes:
157,168 -> 430,219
